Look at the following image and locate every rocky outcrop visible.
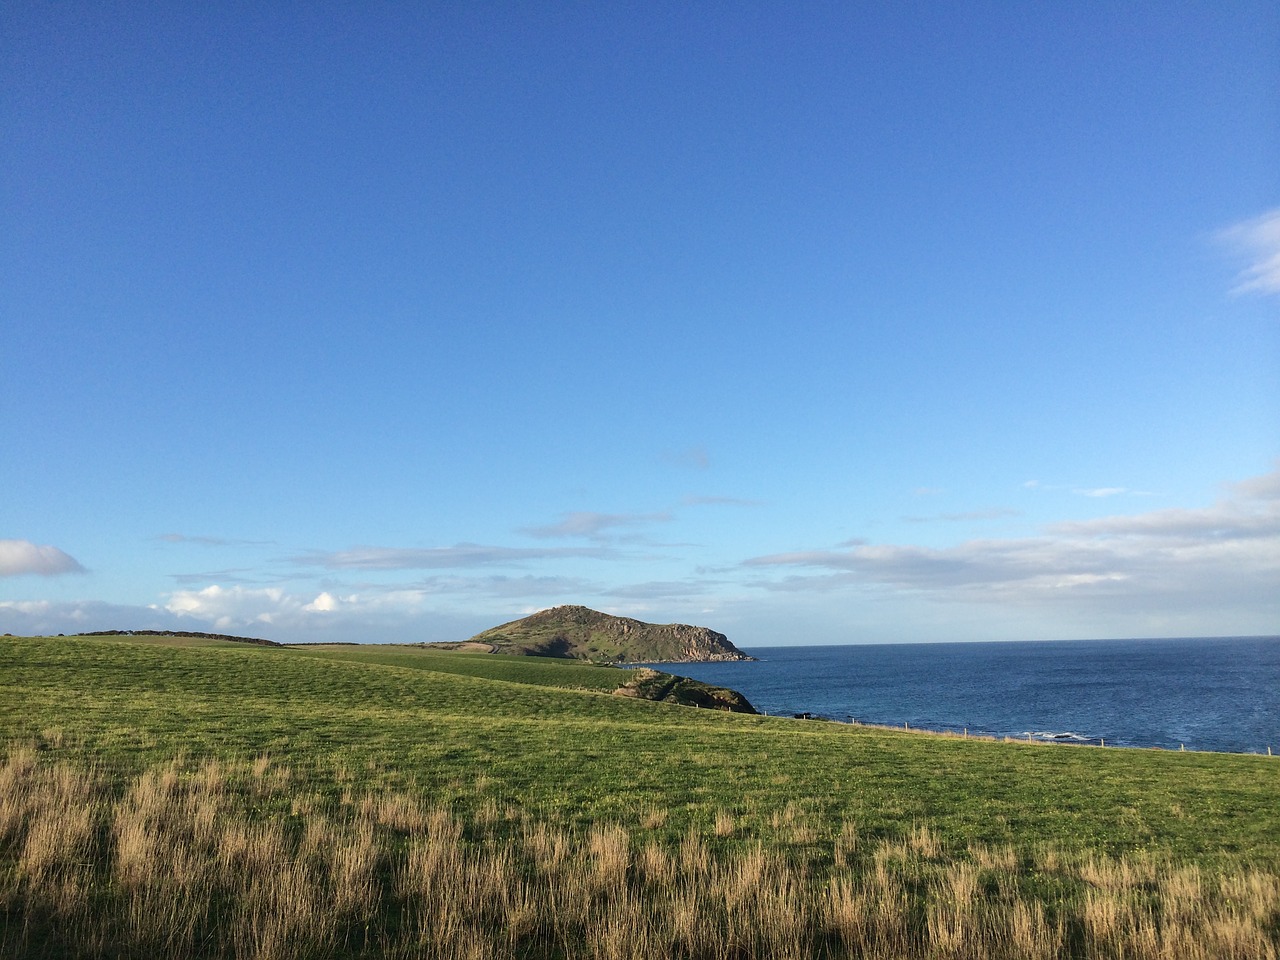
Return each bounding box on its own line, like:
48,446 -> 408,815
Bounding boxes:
457,605 -> 756,663
612,668 -> 757,713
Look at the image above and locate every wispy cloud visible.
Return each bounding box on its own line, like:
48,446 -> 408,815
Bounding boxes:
660,446 -> 710,470
1233,467 -> 1280,501
1074,487 -> 1129,498
295,543 -> 616,570
522,512 -> 672,541
408,574 -> 599,599
0,540 -> 85,577
903,508 -> 1021,523
156,533 -> 274,547
603,580 -> 717,601
1023,482 -> 1150,498
1047,502 -> 1279,540
1219,207 -> 1280,297
169,568 -> 263,585
682,494 -> 764,507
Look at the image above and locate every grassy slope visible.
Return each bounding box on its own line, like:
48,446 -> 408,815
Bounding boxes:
292,644 -> 628,691
3,634 -> 1278,865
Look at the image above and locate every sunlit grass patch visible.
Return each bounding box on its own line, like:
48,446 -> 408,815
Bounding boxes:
2,748 -> 1277,959
2,632 -> 1279,957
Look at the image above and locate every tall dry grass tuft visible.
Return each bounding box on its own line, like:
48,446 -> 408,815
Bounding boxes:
908,822 -> 942,860
971,841 -> 1019,873
821,875 -> 868,952
713,808 -> 736,838
2,744 -> 1279,960
637,840 -> 674,887
0,748 -> 36,851
638,803 -> 668,830
364,789 -> 425,832
747,868 -> 808,960
833,818 -> 859,869
400,814 -> 465,903
586,823 -> 630,890
9,756 -> 100,925
329,819 -> 380,918
927,860 -> 979,959
231,858 -> 335,960
523,818 -> 570,879
866,851 -> 912,954
1004,899 -> 1062,960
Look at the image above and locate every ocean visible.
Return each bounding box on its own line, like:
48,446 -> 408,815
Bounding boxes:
649,636 -> 1280,754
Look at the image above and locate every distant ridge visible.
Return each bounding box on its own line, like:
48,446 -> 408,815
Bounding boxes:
433,605 -> 756,663
75,630 -> 281,647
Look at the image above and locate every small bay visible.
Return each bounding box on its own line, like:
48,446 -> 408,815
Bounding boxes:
651,635 -> 1280,754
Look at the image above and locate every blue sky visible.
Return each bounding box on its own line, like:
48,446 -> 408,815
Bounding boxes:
3,2 -> 1277,646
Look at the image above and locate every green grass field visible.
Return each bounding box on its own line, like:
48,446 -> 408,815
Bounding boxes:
3,633 -> 1278,958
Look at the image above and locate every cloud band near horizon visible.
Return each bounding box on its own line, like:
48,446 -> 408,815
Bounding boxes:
744,465 -> 1280,611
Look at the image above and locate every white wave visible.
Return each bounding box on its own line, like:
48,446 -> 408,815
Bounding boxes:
1026,730 -> 1094,742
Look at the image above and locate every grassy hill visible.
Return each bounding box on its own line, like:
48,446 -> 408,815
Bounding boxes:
440,604 -> 756,662
2,633 -> 1278,958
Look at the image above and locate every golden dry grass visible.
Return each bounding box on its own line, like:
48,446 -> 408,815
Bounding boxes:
1,745 -> 1277,959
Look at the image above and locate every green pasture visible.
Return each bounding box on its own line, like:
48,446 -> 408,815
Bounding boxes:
3,633 -> 1277,866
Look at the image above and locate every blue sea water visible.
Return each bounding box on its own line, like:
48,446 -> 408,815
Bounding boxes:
650,636 -> 1280,754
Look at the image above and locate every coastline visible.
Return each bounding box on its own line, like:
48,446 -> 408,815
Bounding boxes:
648,637 -> 1280,756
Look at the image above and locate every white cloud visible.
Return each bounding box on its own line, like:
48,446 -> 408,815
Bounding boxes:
1075,487 -> 1128,498
163,584 -> 398,633
165,584 -> 284,629
304,592 -> 339,612
0,540 -> 85,577
0,592 -> 489,645
1219,207 -> 1280,297
0,599 -> 178,635
166,585 -> 376,626
160,578 -> 597,638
